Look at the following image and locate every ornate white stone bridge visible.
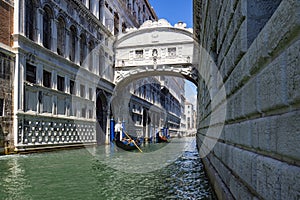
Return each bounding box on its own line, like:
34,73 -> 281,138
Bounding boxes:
114,19 -> 198,85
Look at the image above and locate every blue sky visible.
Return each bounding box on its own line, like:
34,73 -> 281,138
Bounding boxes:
148,0 -> 197,107
148,0 -> 193,28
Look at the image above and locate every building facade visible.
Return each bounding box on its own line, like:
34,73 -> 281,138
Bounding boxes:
1,0 -> 187,153
185,101 -> 196,130
8,0 -> 157,152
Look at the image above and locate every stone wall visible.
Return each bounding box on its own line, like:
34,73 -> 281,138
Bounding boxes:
195,0 -> 300,199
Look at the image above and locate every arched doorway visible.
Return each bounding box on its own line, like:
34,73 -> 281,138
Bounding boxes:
96,89 -> 108,144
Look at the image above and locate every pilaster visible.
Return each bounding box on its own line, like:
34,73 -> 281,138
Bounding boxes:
65,28 -> 70,61
37,8 -> 44,45
51,19 -> 58,53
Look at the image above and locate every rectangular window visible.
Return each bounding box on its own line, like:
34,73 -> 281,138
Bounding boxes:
70,80 -> 75,95
89,88 -> 93,100
135,50 -> 143,58
26,63 -> 36,83
57,75 -> 65,92
168,47 -> 176,57
80,84 -> 85,98
0,55 -> 10,79
89,109 -> 93,119
43,70 -> 51,88
81,107 -> 86,118
0,99 -> 3,116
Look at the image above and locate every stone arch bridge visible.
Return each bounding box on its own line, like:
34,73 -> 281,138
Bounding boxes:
114,19 -> 199,86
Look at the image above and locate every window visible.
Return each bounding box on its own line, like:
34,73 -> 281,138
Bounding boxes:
80,84 -> 85,98
0,54 -> 10,79
25,0 -> 36,41
80,33 -> 87,65
122,22 -> 127,33
69,26 -> 77,62
168,47 -> 176,57
0,99 -> 3,116
26,63 -> 36,83
43,6 -> 52,49
81,107 -> 86,118
57,17 -> 65,56
89,109 -> 93,119
114,13 -> 119,35
57,75 -> 65,92
135,50 -> 143,58
43,70 -> 51,88
89,88 -> 93,100
70,80 -> 75,95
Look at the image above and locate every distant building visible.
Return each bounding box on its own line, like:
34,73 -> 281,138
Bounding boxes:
185,101 -> 196,130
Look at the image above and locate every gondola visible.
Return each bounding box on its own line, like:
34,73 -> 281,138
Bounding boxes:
115,133 -> 142,151
157,135 -> 169,143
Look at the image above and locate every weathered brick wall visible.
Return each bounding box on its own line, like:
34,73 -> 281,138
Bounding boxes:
0,0 -> 13,46
0,51 -> 14,154
195,0 -> 300,199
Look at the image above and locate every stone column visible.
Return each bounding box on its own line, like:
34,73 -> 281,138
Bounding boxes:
75,35 -> 80,65
95,0 -> 99,19
36,63 -> 43,86
52,70 -> 57,90
65,75 -> 70,94
99,1 -> 106,25
51,19 -> 58,53
13,53 -> 25,147
65,29 -> 70,61
37,8 -> 44,45
14,0 -> 22,34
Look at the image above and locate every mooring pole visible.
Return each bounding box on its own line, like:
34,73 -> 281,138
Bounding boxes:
110,118 -> 115,142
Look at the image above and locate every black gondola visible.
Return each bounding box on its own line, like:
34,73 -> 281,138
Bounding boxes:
157,135 -> 169,143
115,133 -> 142,151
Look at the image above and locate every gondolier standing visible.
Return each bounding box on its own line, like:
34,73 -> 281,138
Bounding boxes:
114,121 -> 123,141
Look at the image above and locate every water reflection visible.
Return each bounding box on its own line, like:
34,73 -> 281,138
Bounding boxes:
0,156 -> 32,199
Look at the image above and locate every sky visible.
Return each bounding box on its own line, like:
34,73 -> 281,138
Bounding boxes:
148,0 -> 197,107
148,0 -> 193,28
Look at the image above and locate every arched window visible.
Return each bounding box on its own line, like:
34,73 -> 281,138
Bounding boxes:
80,33 -> 87,65
25,0 -> 36,40
69,26 -> 77,62
43,6 -> 52,49
57,17 -> 66,56
114,13 -> 119,35
88,40 -> 94,71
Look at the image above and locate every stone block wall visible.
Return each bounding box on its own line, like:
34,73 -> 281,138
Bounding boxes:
195,0 -> 300,199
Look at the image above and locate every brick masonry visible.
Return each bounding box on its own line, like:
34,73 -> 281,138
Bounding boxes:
0,0 -> 14,154
0,0 -> 13,46
194,0 -> 300,199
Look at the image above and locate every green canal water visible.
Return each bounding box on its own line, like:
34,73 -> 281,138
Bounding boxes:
0,138 -> 216,200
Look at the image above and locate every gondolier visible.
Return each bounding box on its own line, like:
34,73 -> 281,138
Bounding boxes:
114,121 -> 122,141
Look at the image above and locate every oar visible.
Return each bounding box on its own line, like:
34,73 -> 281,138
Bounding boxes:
123,131 -> 143,153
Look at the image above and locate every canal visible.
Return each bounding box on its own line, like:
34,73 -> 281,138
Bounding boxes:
0,138 -> 216,199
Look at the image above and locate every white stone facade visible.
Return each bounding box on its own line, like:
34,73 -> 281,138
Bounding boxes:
11,0 -> 157,151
